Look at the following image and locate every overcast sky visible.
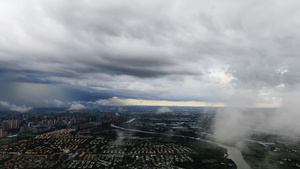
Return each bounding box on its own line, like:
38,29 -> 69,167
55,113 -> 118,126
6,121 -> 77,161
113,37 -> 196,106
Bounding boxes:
0,0 -> 300,110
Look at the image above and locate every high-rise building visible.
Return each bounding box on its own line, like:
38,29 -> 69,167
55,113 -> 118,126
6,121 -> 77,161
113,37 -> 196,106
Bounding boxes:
1,121 -> 9,130
0,129 -> 7,138
28,122 -> 33,128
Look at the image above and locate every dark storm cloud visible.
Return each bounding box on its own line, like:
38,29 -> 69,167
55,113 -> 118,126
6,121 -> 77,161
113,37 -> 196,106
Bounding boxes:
67,56 -> 196,78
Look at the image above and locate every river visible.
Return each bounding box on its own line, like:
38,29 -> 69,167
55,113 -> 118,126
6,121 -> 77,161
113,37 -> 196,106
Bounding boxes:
110,124 -> 251,169
216,143 -> 251,169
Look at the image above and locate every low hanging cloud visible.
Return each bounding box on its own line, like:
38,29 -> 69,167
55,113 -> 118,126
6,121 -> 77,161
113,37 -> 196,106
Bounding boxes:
0,101 -> 32,112
263,90 -> 300,136
96,97 -> 125,106
157,107 -> 173,114
212,87 -> 300,150
42,99 -> 66,108
69,103 -> 86,111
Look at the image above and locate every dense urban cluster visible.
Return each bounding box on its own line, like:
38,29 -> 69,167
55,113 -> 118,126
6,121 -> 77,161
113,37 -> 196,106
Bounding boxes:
0,107 -> 238,168
57,138 -> 198,169
0,106 -> 297,168
3,107 -> 298,169
0,126 -> 234,168
0,110 -> 127,138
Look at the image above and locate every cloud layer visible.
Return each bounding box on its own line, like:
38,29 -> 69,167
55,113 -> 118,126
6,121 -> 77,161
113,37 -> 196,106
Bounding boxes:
69,103 -> 86,111
0,101 -> 32,112
157,107 -> 173,114
0,0 -> 300,108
